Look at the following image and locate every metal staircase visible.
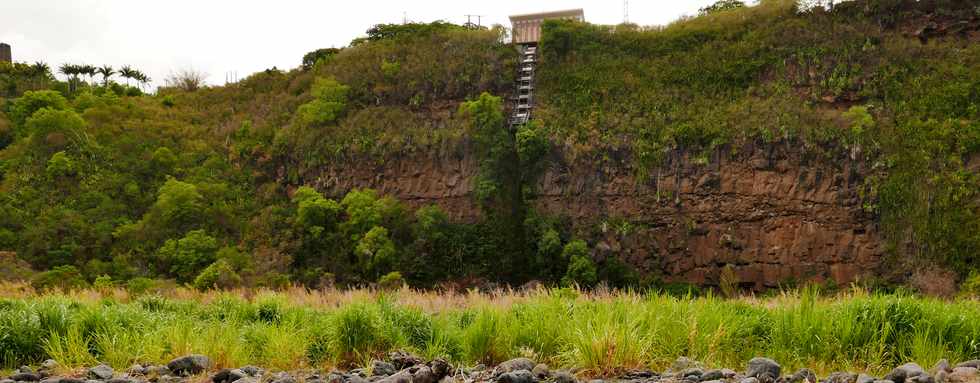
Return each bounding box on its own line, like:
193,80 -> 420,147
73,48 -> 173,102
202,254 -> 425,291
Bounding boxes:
509,45 -> 537,129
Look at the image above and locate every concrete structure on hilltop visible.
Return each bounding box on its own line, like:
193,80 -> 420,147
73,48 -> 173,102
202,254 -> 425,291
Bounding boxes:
0,43 -> 11,63
509,9 -> 585,45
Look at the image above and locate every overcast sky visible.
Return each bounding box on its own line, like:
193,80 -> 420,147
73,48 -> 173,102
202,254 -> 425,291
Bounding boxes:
1,1 -> 723,89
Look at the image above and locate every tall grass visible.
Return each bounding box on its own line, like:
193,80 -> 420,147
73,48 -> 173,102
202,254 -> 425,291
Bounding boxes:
1,285 -> 978,376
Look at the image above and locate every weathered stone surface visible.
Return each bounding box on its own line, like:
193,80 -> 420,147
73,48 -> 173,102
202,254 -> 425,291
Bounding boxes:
701,370 -> 725,381
308,143 -> 882,289
948,368 -> 979,383
377,371 -> 412,383
167,355 -> 211,376
212,369 -> 246,383
790,369 -> 816,383
828,372 -> 859,383
496,359 -> 536,375
10,374 -> 39,382
497,370 -> 534,383
554,371 -> 577,383
531,364 -> 550,380
372,361 -> 396,377
956,362 -> 980,370
89,365 -> 114,380
857,373 -> 876,383
430,359 -> 451,380
746,358 -> 781,379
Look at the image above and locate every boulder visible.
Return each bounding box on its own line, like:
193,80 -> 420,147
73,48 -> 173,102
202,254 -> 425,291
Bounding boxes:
554,371 -> 577,383
827,372 -> 858,383
411,366 -> 437,383
389,351 -> 423,370
790,369 -> 817,383
947,368 -> 978,383
39,361 -> 59,373
497,370 -> 534,383
60,379 -> 86,383
146,366 -> 173,378
885,368 -> 909,383
746,358 -> 781,380
900,363 -> 927,378
167,355 -> 212,376
127,365 -> 147,376
89,364 -> 115,380
240,367 -> 262,377
497,358 -> 536,375
673,357 -> 703,372
935,360 -> 952,374
157,376 -> 185,383
857,374 -> 876,383
702,370 -> 725,381
269,372 -> 296,383
430,359 -> 451,379
682,368 -> 704,379
212,369 -> 246,383
377,371 -> 412,383
2,379 -> 16,383
10,374 -> 39,382
324,372 -> 345,383
740,378 -> 760,383
955,362 -> 980,370
107,379 -> 135,383
372,361 -> 396,377
532,364 -> 550,380
702,380 -> 725,383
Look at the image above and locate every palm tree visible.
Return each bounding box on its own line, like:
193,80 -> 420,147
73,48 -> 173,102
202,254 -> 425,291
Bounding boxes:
59,63 -> 81,93
97,65 -> 115,87
119,65 -> 134,86
135,72 -> 151,92
31,61 -> 51,89
133,69 -> 150,90
79,64 -> 97,86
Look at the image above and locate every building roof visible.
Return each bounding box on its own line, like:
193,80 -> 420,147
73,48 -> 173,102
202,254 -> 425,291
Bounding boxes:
509,9 -> 584,22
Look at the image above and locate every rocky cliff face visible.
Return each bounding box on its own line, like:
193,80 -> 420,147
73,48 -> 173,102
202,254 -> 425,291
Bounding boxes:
309,141 -> 882,289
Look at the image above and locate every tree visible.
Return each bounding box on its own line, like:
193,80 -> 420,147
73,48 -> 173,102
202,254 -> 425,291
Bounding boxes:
297,77 -> 349,126
699,0 -> 746,15
9,90 -> 70,128
96,65 -> 115,87
293,186 -> 342,236
24,108 -> 88,154
302,48 -> 341,70
165,68 -> 207,91
561,240 -> 597,287
119,65 -> 134,86
45,151 -> 76,178
140,177 -> 205,239
157,229 -> 219,283
193,259 -> 241,290
355,226 -> 396,278
30,62 -> 51,89
58,63 -> 81,94
79,64 -> 97,86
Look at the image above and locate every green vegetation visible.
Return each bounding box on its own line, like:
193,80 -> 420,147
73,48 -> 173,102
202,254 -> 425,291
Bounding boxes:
536,0 -> 980,278
1,1 -> 980,293
0,287 -> 978,375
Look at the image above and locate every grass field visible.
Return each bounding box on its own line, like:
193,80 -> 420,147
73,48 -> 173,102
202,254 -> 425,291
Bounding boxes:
0,282 -> 978,377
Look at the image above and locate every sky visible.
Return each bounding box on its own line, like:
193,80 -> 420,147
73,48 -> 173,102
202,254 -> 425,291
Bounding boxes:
0,1 -> 722,89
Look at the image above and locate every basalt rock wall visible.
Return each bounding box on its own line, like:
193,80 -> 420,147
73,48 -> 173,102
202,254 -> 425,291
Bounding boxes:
308,141 -> 882,289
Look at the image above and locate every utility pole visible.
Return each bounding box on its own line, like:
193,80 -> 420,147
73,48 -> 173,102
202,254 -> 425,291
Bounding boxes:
465,14 -> 484,28
624,0 -> 630,24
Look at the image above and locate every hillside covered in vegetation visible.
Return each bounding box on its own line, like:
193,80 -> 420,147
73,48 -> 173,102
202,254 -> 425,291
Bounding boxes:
1,0 -> 979,294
